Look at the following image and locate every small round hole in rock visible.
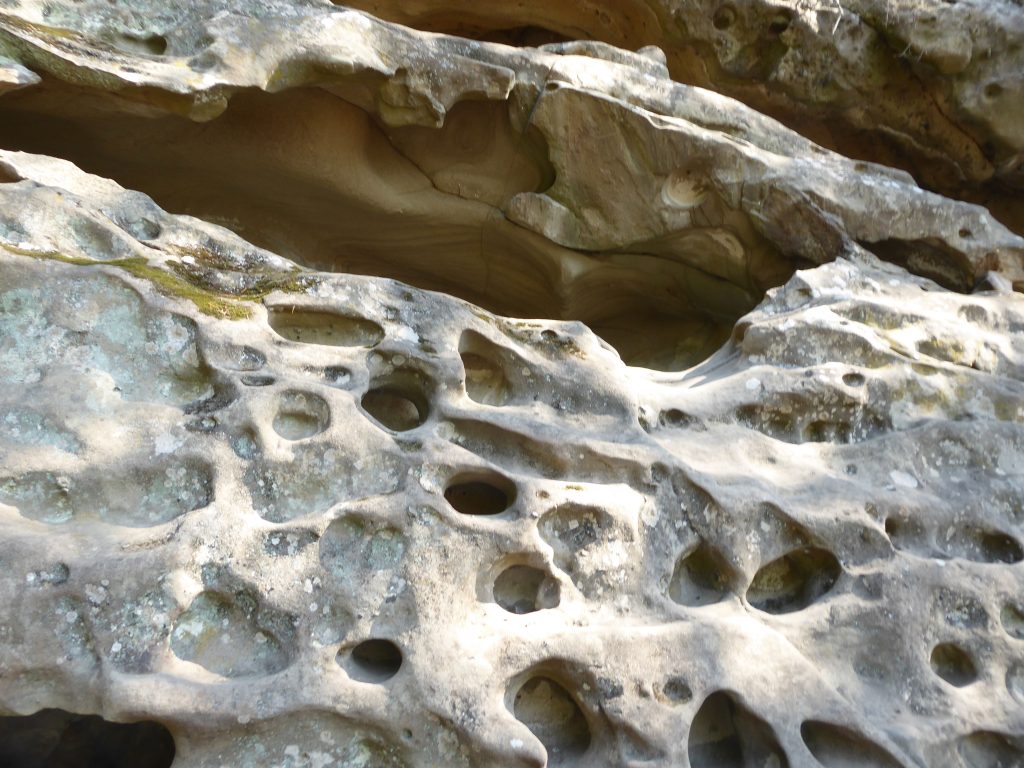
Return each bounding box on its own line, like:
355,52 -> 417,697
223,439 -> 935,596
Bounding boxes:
493,565 -> 558,614
713,4 -> 737,29
747,547 -> 841,614
768,11 -> 791,34
1001,602 -> 1024,639
662,677 -> 692,703
345,639 -> 403,683
513,677 -> 590,763
669,541 -> 733,607
842,372 -> 865,387
444,475 -> 515,516
361,388 -> 426,431
659,408 -> 699,428
272,391 -> 330,440
930,642 -> 977,687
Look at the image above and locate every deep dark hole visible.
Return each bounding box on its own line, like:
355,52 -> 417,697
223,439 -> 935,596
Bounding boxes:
712,5 -> 736,30
472,25 -> 574,47
349,639 -> 403,683
0,709 -> 175,768
767,11 -> 791,34
444,479 -> 513,515
842,372 -> 865,387
859,238 -> 973,292
980,531 -> 1024,564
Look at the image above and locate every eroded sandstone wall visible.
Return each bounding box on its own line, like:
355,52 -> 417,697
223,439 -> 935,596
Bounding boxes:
0,1 -> 1022,767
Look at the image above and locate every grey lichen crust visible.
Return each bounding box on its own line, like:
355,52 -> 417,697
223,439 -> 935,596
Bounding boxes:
0,1 -> 1023,767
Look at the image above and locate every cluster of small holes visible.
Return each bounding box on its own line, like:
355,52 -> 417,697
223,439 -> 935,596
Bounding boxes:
9,256 -> 1018,765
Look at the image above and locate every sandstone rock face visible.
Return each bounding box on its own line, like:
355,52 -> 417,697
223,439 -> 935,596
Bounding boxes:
0,1 -> 1022,767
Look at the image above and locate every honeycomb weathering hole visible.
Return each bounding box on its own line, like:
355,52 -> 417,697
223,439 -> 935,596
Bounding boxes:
958,731 -> 1024,766
460,350 -> 510,406
267,306 -> 383,347
170,590 -> 291,677
458,330 -> 522,406
272,391 -> 330,440
669,541 -> 733,607
493,565 -> 558,614
361,387 -> 427,432
800,721 -> 901,767
0,709 -> 175,768
512,676 -> 591,763
0,462 -> 213,527
746,547 -> 841,614
1001,603 -> 1024,639
458,337 -> 509,409
538,505 -> 607,554
930,642 -> 978,687
444,474 -> 515,516
662,677 -> 693,703
945,527 -> 1024,564
320,517 -> 406,577
345,639 -> 403,683
687,691 -> 788,767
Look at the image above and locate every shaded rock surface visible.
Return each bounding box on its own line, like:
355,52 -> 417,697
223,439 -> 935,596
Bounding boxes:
0,1 -> 1022,767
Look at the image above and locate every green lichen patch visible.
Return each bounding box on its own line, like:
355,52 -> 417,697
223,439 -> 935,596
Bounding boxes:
114,257 -> 254,319
167,258 -> 314,302
3,245 -> 313,319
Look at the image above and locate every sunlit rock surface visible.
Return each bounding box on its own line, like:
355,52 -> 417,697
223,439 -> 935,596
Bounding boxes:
0,1 -> 1022,766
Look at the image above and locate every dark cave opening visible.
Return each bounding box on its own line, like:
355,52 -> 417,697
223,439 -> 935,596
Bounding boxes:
0,709 -> 176,768
0,78 -> 761,372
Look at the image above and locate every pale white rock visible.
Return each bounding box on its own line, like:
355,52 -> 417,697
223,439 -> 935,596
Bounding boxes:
0,0 -> 1021,766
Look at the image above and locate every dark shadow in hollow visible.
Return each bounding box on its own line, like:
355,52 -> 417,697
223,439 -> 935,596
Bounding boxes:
0,708 -> 175,768
345,638 -> 403,683
0,78 -> 771,371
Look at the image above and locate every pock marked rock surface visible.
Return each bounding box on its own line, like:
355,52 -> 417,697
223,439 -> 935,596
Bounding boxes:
0,1 -> 1022,767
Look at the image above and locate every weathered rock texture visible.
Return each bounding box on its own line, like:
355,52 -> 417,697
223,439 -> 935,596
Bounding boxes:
0,1 -> 1022,767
